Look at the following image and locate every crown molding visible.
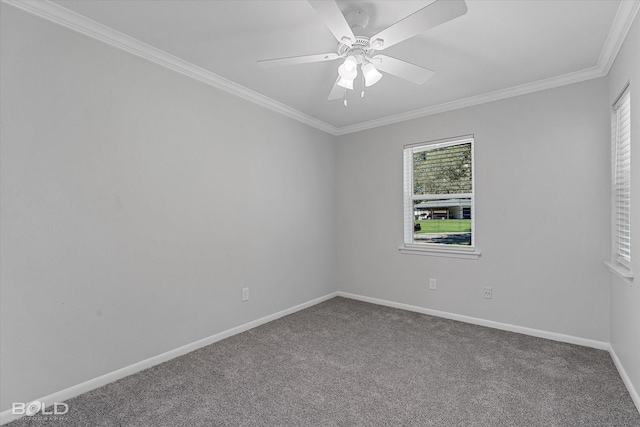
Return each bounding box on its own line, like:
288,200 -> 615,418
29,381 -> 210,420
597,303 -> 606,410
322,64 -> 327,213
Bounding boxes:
1,0 -> 340,136
598,0 -> 640,75
3,0 -> 638,137
335,66 -> 606,135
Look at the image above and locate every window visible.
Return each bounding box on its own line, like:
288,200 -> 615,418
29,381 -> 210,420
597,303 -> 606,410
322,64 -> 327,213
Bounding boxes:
612,86 -> 631,271
402,135 -> 477,258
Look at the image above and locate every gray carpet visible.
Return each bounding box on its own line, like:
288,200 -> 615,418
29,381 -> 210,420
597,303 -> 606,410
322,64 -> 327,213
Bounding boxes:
8,297 -> 640,426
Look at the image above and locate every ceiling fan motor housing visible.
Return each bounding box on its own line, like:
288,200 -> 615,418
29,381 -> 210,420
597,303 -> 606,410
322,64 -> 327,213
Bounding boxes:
338,37 -> 377,64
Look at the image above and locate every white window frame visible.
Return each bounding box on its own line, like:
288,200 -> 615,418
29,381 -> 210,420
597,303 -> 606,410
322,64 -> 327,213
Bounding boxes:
606,84 -> 633,280
400,135 -> 480,259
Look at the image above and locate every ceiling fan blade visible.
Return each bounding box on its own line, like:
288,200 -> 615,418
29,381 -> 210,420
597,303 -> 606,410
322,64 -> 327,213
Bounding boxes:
372,55 -> 435,85
258,53 -> 340,68
370,0 -> 467,50
328,76 -> 345,100
308,0 -> 355,47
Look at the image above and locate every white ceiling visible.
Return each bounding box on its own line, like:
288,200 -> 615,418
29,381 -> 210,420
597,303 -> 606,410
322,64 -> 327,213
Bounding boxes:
14,0 -> 639,133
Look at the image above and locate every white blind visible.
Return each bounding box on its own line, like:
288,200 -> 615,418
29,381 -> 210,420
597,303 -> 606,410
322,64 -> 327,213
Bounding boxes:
403,148 -> 414,244
614,88 -> 631,267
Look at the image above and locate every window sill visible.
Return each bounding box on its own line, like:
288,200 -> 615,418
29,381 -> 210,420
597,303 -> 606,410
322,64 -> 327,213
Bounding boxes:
605,261 -> 633,281
399,245 -> 481,260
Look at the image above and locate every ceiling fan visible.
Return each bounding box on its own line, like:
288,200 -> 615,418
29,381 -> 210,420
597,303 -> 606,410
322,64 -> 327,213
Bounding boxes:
258,0 -> 468,106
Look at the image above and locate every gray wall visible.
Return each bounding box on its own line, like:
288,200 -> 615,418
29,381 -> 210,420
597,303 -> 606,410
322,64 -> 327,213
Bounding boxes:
2,1 -> 638,416
0,5 -> 337,411
336,78 -> 611,342
607,13 -> 640,403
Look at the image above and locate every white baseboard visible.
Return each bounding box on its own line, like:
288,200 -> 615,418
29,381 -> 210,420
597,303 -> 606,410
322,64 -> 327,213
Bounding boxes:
336,291 -> 609,350
609,344 -> 640,414
0,292 -> 338,425
4,291 -> 637,425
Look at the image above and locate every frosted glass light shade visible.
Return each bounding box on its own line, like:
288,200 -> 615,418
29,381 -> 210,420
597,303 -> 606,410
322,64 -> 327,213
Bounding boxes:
337,77 -> 353,90
338,63 -> 357,81
343,55 -> 357,71
363,63 -> 383,87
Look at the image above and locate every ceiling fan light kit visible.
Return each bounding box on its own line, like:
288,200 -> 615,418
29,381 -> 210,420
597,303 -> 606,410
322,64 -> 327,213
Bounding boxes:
258,0 -> 468,106
334,36 -> 384,95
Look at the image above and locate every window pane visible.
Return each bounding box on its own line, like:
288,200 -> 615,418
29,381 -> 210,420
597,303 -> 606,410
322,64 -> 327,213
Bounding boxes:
413,198 -> 472,245
413,143 -> 472,195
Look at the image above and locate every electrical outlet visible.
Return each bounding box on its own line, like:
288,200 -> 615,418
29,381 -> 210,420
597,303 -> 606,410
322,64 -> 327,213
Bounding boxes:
241,287 -> 249,302
429,278 -> 437,290
484,287 -> 492,299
